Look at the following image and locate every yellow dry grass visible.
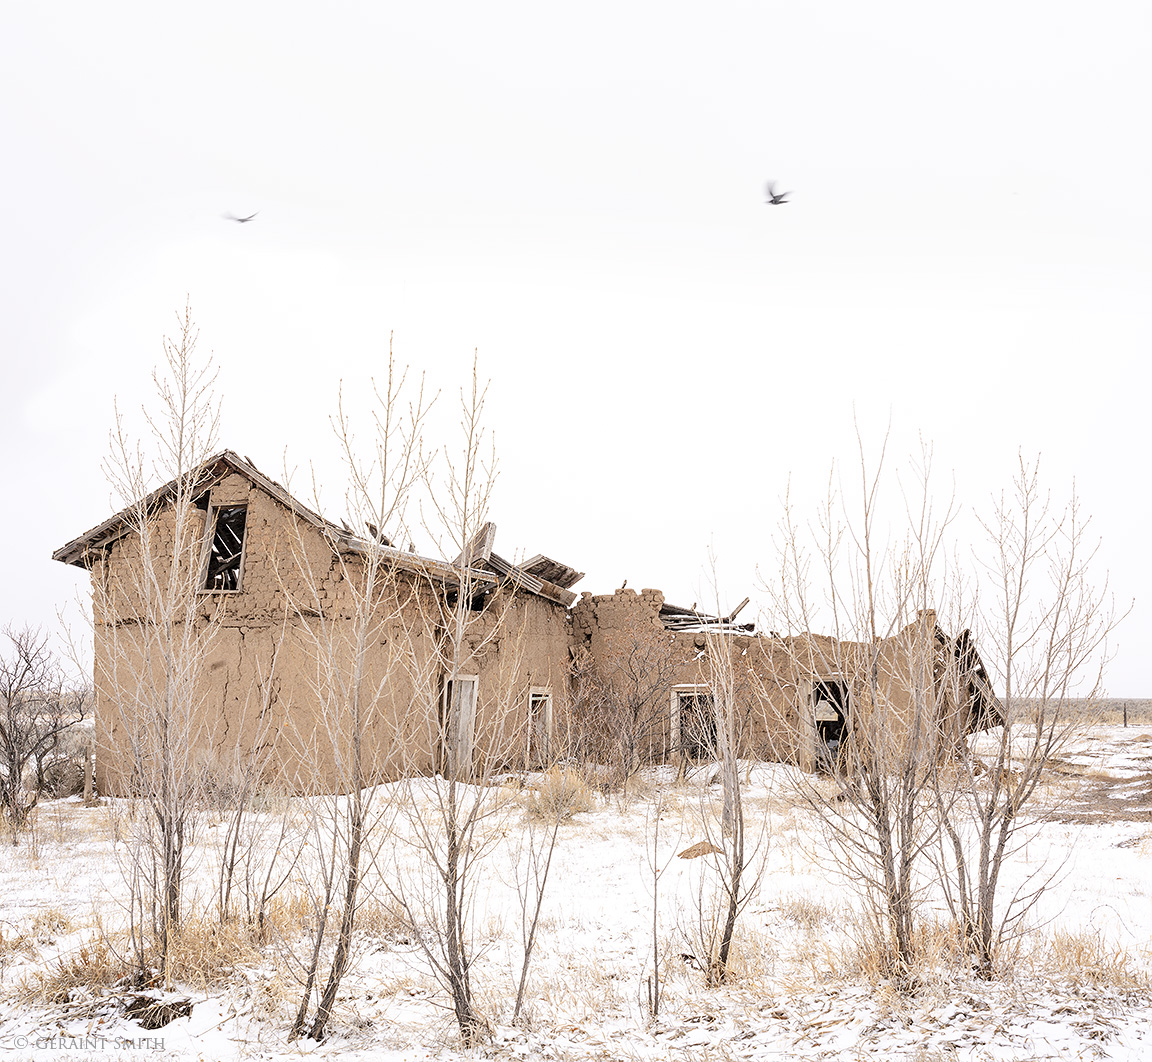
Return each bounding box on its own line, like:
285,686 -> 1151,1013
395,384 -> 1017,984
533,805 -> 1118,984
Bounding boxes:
1,908 -> 79,971
263,889 -> 316,937
1042,930 -> 1150,991
526,767 -> 597,822
25,938 -> 132,1004
777,893 -> 833,930
163,915 -> 265,990
355,896 -> 407,938
828,915 -> 967,989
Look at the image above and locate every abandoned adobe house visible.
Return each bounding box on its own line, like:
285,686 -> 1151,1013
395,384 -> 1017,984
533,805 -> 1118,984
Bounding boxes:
53,451 -> 1000,793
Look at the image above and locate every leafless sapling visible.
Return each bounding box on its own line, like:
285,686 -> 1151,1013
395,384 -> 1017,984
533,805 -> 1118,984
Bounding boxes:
932,457 -> 1123,978
283,353 -> 432,1042
96,301 -> 224,979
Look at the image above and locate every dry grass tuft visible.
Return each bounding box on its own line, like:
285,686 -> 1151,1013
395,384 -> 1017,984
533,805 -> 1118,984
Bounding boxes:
720,925 -> 778,983
0,909 -> 79,968
263,889 -> 317,938
164,915 -> 264,990
778,894 -> 832,930
26,938 -> 132,1003
910,919 -> 968,973
1044,930 -> 1150,990
833,915 -> 967,988
371,972 -> 419,998
28,911 -> 276,999
29,908 -> 75,944
526,767 -> 596,822
258,890 -> 406,947
356,897 -> 407,939
1,923 -> 30,962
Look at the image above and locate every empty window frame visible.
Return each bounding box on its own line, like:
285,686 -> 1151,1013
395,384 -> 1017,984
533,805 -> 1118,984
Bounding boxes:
527,688 -> 552,767
671,686 -> 716,761
202,505 -> 248,591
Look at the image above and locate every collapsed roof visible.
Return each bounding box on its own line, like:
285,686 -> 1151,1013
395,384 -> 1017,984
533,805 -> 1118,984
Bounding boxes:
659,596 -> 754,634
937,624 -> 1003,730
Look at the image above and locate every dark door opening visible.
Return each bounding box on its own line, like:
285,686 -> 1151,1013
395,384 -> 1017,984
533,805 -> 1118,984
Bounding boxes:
813,679 -> 849,772
678,691 -> 716,760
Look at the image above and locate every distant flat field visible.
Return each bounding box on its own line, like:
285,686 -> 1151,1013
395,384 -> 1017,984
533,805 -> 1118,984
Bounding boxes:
1061,699 -> 1152,725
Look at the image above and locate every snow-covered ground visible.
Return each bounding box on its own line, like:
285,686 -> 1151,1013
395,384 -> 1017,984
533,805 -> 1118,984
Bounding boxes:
2,726 -> 1150,1061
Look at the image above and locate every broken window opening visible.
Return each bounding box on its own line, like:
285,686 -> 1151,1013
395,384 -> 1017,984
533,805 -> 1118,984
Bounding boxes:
813,679 -> 849,773
673,688 -> 716,761
445,586 -> 489,612
202,506 -> 247,591
527,689 -> 552,768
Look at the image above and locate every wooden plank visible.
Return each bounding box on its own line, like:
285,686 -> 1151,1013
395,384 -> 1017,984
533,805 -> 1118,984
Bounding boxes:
723,597 -> 751,623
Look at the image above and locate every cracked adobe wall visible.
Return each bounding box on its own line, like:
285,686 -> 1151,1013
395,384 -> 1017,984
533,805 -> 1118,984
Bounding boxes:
91,474 -> 573,793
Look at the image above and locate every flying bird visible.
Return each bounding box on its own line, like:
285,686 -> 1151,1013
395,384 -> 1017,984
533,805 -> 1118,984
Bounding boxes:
223,211 -> 260,223
765,182 -> 791,205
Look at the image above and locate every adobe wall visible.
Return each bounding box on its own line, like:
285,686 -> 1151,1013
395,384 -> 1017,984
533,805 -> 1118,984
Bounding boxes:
91,482 -> 574,793
93,475 -> 345,793
449,585 -> 573,775
568,588 -> 817,767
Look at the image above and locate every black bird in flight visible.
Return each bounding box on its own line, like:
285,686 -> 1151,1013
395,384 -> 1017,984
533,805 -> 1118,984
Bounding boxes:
223,211 -> 259,223
765,182 -> 791,205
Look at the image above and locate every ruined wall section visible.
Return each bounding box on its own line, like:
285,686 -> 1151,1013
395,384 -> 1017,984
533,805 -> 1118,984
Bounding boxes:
568,588 -> 675,759
571,587 -> 668,655
832,610 -> 969,765
568,588 -> 849,769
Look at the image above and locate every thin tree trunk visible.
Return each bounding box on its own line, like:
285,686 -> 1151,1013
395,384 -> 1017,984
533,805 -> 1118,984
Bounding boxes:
308,800 -> 363,1040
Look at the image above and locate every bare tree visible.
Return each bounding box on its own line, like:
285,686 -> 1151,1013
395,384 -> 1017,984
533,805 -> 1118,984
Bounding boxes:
213,637 -> 303,936
0,626 -> 87,834
760,441 -> 960,979
679,613 -> 769,987
509,773 -> 574,1025
641,788 -> 683,1021
760,440 -> 1121,983
933,457 -> 1122,977
387,362 -> 541,1045
96,300 -> 224,979
562,627 -> 678,792
282,355 -> 432,1042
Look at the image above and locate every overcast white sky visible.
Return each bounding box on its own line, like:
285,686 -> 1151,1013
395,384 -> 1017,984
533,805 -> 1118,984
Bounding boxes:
3,1 -> 1149,692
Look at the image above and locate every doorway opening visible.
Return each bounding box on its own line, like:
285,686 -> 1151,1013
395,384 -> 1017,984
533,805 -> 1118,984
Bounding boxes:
813,679 -> 849,772
674,688 -> 716,761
